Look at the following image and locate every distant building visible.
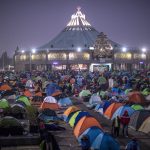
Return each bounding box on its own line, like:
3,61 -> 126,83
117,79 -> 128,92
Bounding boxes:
14,8 -> 150,72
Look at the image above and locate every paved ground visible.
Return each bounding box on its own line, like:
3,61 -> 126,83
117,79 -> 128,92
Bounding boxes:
72,96 -> 150,150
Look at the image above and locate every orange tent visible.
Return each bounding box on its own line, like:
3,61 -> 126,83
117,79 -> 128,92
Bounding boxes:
40,102 -> 59,110
104,103 -> 123,119
128,91 -> 145,104
51,91 -> 62,97
74,116 -> 102,138
0,84 -> 11,91
24,90 -> 32,97
63,106 -> 80,117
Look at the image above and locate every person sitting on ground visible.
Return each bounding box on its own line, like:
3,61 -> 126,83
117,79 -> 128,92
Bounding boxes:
125,137 -> 140,150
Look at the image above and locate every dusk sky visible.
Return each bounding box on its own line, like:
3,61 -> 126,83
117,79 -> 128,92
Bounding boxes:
0,0 -> 150,57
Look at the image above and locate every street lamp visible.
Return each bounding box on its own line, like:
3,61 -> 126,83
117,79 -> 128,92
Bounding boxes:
142,48 -> 146,53
29,49 -> 36,71
21,50 -> 25,53
122,47 -> 127,52
77,47 -> 81,52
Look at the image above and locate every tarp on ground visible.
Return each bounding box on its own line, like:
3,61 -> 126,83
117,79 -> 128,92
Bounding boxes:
0,99 -> 9,109
129,110 -> 150,130
74,116 -> 102,138
111,105 -> 135,120
17,95 -> 31,106
58,97 -> 72,107
104,103 -> 123,119
139,116 -> 150,133
91,133 -> 120,150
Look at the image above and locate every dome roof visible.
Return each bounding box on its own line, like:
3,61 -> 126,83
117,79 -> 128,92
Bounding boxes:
38,7 -> 120,51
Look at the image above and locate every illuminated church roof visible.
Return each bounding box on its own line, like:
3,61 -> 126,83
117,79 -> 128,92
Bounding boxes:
38,7 -> 119,51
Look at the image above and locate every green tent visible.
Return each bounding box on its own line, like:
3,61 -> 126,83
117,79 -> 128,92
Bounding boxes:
69,111 -> 81,127
79,90 -> 91,97
142,88 -> 150,96
131,104 -> 144,111
17,96 -> 31,106
98,76 -> 107,85
125,89 -> 132,95
0,99 -> 9,109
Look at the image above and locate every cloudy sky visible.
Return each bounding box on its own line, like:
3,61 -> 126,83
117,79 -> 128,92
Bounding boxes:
0,0 -> 150,56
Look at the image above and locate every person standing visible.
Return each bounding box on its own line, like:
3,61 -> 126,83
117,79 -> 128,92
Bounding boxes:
120,110 -> 130,137
112,116 -> 120,137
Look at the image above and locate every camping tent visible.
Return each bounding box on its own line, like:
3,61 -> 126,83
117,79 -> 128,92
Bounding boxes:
139,116 -> 150,133
43,96 -> 57,103
40,102 -> 59,110
104,103 -> 123,119
89,95 -> 101,105
0,99 -> 9,109
69,111 -> 81,127
111,105 -> 135,120
91,132 -> 120,150
17,96 -> 31,106
74,116 -> 102,138
79,90 -> 91,97
129,110 -> 150,130
58,97 -> 72,107
131,104 -> 144,111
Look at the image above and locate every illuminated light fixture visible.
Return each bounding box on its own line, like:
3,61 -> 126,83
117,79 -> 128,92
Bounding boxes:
21,50 -> 25,53
89,47 -> 94,50
140,61 -> 144,64
53,62 -> 58,65
142,48 -> 146,52
77,47 -> 81,52
32,49 -> 36,54
141,53 -> 146,58
122,47 -> 127,52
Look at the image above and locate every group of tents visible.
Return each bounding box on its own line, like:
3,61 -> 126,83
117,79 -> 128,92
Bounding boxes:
80,89 -> 150,134
63,106 -> 120,150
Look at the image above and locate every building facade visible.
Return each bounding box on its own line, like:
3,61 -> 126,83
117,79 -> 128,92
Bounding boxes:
14,8 -> 150,72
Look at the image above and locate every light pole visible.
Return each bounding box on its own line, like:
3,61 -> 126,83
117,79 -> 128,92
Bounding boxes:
29,49 -> 36,72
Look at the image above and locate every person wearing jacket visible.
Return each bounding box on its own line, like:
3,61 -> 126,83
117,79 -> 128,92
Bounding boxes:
120,110 -> 130,137
112,116 -> 121,137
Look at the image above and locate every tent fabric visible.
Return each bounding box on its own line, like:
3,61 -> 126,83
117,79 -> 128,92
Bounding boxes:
131,104 -> 144,111
128,91 -> 145,104
89,95 -> 101,105
129,110 -> 150,130
91,133 -> 120,150
74,116 -> 102,138
43,96 -> 57,103
104,103 -> 123,119
46,83 -> 61,96
69,111 -> 81,127
78,127 -> 103,145
0,99 -> 9,109
0,84 -> 11,91
24,90 -> 32,97
41,108 -> 57,116
58,97 -> 72,107
111,105 -> 135,120
17,96 -> 31,106
63,106 -> 80,117
51,90 -> 62,97
74,111 -> 91,127
79,90 -> 91,97
139,116 -> 150,133
40,102 -> 59,110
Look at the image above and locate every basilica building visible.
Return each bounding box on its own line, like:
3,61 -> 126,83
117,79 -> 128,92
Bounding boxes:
14,8 -> 150,72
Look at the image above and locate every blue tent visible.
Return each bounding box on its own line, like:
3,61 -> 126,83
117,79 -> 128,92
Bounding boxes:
91,133 -> 120,150
111,105 -> 135,120
46,83 -> 61,96
58,97 -> 72,107
78,127 -> 103,145
74,111 -> 91,127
